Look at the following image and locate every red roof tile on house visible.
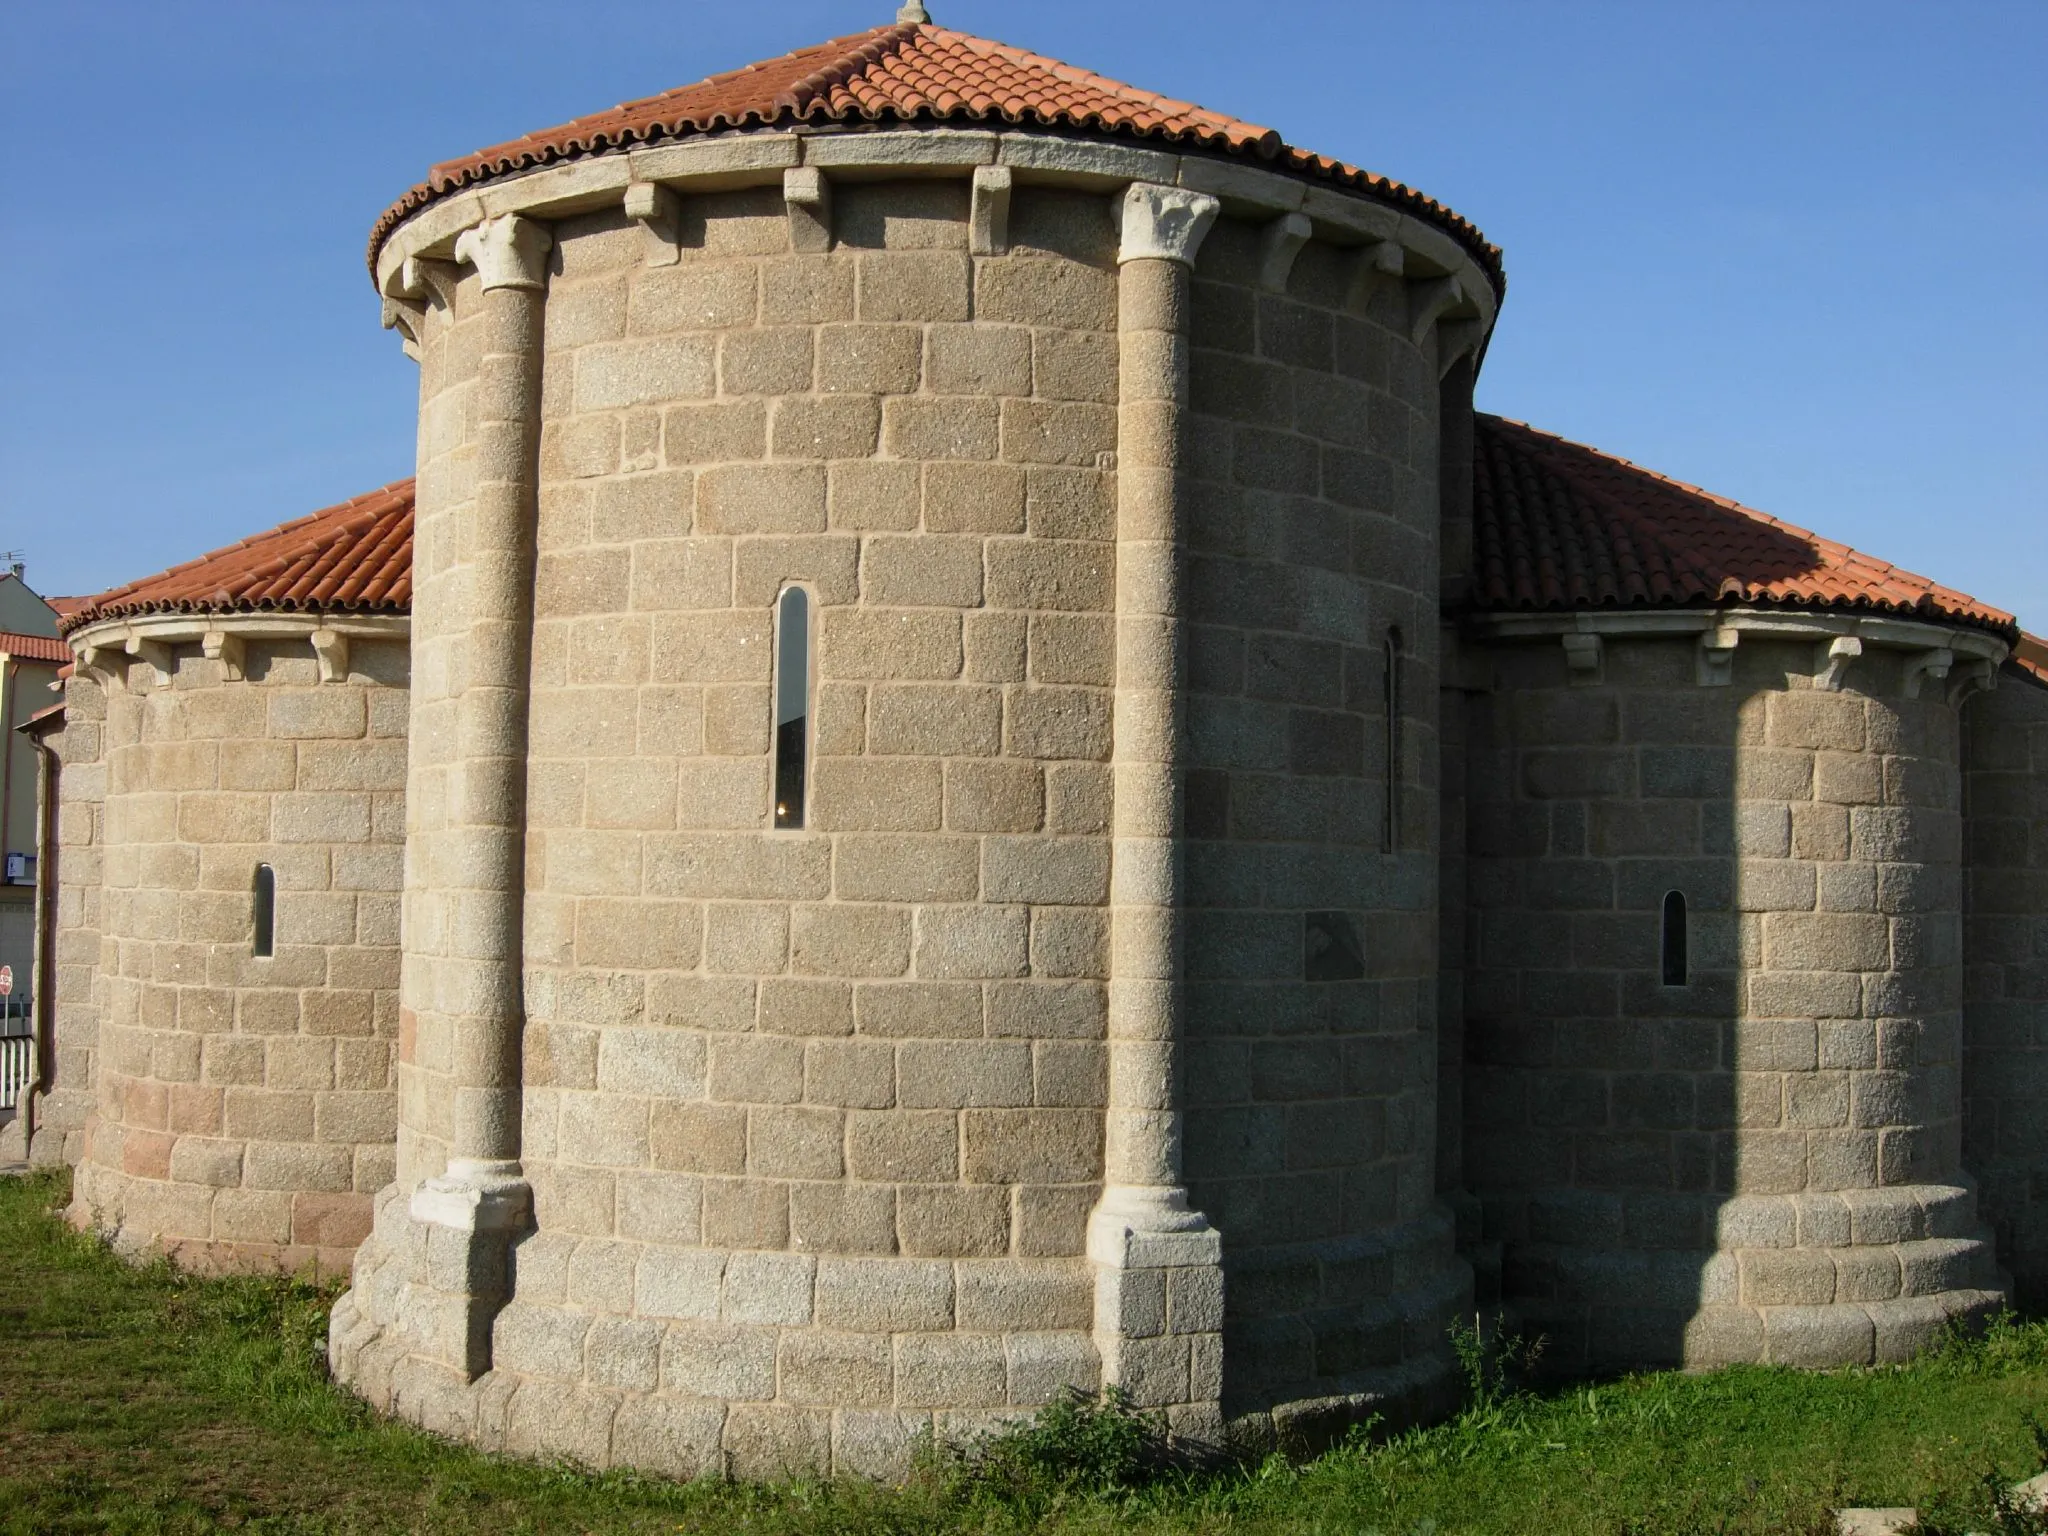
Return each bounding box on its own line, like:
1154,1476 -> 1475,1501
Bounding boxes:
1470,415 -> 2014,636
368,21 -> 1502,293
61,480 -> 414,633
0,632 -> 71,665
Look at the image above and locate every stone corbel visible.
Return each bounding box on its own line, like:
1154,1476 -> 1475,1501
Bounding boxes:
624,180 -> 682,266
1114,182 -> 1221,266
310,628 -> 349,684
784,167 -> 832,255
124,632 -> 173,686
202,630 -> 247,682
1437,319 -> 1482,379
1947,656 -> 1997,707
970,165 -> 1013,256
380,298 -> 426,361
1345,240 -> 1404,313
1562,632 -> 1603,686
453,214 -> 552,293
77,640 -> 123,683
1902,646 -> 1954,699
1257,211 -> 1313,292
1697,625 -> 1739,687
397,255 -> 463,312
1813,635 -> 1861,691
1408,274 -> 1465,347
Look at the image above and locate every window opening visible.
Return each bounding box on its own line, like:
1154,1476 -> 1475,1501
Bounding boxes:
1661,890 -> 1688,987
252,864 -> 276,959
1382,627 -> 1403,853
774,587 -> 811,829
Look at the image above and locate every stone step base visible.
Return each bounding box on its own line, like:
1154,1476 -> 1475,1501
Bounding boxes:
1686,1289 -> 2008,1366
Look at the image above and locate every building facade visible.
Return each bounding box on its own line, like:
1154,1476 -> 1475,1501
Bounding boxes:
38,9 -> 2033,1480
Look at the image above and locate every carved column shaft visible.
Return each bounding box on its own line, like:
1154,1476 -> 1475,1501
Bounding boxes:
414,213 -> 548,1231
1090,182 -> 1226,1443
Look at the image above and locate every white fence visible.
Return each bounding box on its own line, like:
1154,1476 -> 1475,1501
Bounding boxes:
0,1037 -> 31,1111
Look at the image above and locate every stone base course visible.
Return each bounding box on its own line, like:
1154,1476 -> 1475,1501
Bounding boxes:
331,1186 -> 1102,1478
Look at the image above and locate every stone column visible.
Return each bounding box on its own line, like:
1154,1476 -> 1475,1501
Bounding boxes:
406,213 -> 551,1370
1089,181 -> 1224,1442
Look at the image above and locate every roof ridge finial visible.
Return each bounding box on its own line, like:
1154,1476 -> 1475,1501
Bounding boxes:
896,2 -> 931,22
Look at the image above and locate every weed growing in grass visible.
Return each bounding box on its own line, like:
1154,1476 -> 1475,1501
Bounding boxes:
918,1387 -> 1176,1519
1446,1312 -> 1546,1413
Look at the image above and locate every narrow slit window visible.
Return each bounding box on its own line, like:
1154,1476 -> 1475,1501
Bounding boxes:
1661,890 -> 1688,987
774,587 -> 810,830
252,864 -> 276,959
1382,627 -> 1403,853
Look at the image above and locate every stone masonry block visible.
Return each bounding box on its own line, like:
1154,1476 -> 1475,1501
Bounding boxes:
814,1258 -> 954,1331
896,1184 -> 1010,1257
780,1331 -> 893,1406
895,1332 -> 1007,1408
899,1041 -> 1034,1109
662,1322 -> 778,1400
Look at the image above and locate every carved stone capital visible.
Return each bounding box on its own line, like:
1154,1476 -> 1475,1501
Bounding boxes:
1115,182 -> 1221,267
453,214 -> 552,293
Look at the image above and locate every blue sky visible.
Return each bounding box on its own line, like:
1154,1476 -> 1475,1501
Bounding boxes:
3,2 -> 2042,621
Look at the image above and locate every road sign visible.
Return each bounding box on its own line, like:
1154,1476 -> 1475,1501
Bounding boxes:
0,966 -> 12,997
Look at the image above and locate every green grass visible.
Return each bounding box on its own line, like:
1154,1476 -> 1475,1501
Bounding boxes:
1,1167 -> 2043,1534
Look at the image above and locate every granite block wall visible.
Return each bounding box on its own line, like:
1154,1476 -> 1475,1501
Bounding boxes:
1962,668 -> 2048,1306
67,638 -> 407,1273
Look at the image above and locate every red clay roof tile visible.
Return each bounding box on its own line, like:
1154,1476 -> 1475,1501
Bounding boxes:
1471,414 -> 2014,636
2010,633 -> 2048,687
0,632 -> 70,665
368,22 -> 1502,293
61,480 -> 414,634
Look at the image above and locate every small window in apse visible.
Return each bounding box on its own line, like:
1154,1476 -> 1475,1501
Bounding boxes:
774,587 -> 810,829
1661,890 -> 1688,987
1382,627 -> 1403,853
252,864 -> 277,959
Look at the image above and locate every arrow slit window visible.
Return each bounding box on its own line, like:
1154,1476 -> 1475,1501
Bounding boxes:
252,864 -> 276,959
774,587 -> 811,830
1661,889 -> 1688,987
1383,627 -> 1403,853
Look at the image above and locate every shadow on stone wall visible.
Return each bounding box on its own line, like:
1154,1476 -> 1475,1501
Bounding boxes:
1455,632 -> 2005,1377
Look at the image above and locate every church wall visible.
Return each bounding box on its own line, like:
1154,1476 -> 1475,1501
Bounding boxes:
392,184 -> 1124,1474
1961,669 -> 2048,1307
1178,216 -> 1467,1428
332,162 -> 1481,1473
67,639 -> 407,1274
1465,632 -> 2001,1372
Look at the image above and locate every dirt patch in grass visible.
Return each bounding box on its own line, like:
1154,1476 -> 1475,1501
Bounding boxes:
1,1169 -> 2044,1534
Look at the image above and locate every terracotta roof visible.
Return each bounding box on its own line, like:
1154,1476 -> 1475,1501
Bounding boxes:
45,596 -> 94,617
368,21 -> 1502,293
62,480 -> 415,634
2010,633 -> 2048,688
1469,415 -> 2015,637
0,633 -> 70,664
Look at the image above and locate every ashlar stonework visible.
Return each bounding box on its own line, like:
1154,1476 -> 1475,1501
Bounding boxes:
33,11 -> 2036,1485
